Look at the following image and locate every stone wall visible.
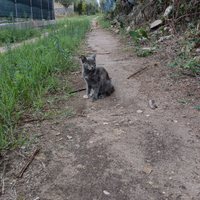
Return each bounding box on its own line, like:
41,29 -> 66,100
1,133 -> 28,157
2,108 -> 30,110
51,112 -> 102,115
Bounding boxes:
54,7 -> 74,15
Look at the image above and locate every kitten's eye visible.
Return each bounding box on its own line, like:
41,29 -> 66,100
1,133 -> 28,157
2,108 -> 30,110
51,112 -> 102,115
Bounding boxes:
87,64 -> 89,66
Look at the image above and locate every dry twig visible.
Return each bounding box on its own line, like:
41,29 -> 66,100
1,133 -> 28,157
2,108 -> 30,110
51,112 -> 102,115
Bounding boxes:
85,52 -> 110,55
17,148 -> 40,178
69,88 -> 86,94
127,66 -> 148,79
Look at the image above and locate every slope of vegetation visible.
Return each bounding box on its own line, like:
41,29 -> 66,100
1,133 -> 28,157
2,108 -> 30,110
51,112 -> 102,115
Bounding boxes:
0,17 -> 91,153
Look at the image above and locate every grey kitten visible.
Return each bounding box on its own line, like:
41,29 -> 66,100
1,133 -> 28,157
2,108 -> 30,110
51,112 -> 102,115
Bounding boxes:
80,53 -> 114,101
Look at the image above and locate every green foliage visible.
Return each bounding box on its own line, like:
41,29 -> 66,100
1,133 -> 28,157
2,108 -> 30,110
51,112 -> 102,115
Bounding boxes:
183,57 -> 200,74
136,49 -> 152,57
0,26 -> 42,45
129,29 -> 148,43
97,15 -> 111,29
120,21 -> 123,28
195,105 -> 200,110
0,17 -> 90,153
161,26 -> 164,34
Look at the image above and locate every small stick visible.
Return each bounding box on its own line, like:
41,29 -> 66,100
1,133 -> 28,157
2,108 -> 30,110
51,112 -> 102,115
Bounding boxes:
127,66 -> 148,79
85,52 -> 110,55
17,148 -> 40,178
69,88 -> 86,94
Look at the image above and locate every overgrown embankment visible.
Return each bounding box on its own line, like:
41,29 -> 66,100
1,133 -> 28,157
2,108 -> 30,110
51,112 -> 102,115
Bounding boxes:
99,0 -> 200,79
0,17 -> 92,153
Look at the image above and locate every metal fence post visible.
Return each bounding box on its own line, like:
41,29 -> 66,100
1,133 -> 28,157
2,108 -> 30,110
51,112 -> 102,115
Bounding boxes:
15,0 -> 18,21
30,0 -> 33,20
52,0 -> 55,20
47,0 -> 50,20
40,0 -> 43,20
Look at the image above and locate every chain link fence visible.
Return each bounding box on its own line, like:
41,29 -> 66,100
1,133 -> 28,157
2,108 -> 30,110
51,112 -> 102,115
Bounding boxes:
0,0 -> 55,21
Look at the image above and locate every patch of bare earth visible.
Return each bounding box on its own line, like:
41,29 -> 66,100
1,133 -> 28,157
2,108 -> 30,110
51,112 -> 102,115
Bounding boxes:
1,18 -> 200,200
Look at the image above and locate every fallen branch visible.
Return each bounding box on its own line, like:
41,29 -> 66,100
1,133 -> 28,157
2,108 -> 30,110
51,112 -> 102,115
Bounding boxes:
69,88 -> 86,94
17,148 -> 40,178
127,66 -> 148,79
85,52 -> 110,55
18,118 -> 45,125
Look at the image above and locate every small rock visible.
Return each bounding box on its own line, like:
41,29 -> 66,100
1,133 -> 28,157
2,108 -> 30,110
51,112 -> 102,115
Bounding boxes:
149,100 -> 157,109
174,120 -> 178,123
127,26 -> 131,32
103,190 -> 110,195
115,29 -> 120,33
55,132 -> 61,136
103,122 -> 108,125
83,95 -> 89,99
142,167 -> 152,174
56,138 -> 63,142
114,123 -> 120,126
164,5 -> 173,17
195,48 -> 200,53
67,135 -> 72,140
120,179 -> 130,183
129,121 -> 133,125
77,164 -> 85,169
146,115 -> 150,117
89,141 -> 93,143
33,198 -> 40,200
149,181 -> 153,185
137,110 -> 143,114
150,20 -> 162,29
145,121 -> 149,124
114,129 -> 126,136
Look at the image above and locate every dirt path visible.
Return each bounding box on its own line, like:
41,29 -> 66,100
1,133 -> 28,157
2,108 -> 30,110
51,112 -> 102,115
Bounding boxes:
2,18 -> 200,200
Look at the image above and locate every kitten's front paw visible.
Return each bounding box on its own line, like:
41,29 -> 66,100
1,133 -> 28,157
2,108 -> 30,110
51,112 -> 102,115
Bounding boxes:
90,93 -> 93,97
83,95 -> 89,99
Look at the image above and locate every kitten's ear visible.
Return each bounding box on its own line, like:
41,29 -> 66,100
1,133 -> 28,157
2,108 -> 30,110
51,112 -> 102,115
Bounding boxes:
92,53 -> 96,59
79,55 -> 87,63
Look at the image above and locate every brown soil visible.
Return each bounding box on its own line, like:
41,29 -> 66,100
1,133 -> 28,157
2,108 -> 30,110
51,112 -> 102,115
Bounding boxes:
1,18 -> 200,200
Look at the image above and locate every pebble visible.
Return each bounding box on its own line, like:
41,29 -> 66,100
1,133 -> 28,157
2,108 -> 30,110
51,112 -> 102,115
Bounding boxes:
103,122 -> 108,125
103,190 -> 110,195
113,99 -> 116,101
142,167 -> 152,174
66,135 -> 72,140
174,120 -> 178,123
145,121 -> 149,123
146,114 -> 150,117
77,164 -> 85,169
137,110 -> 143,114
149,181 -> 153,185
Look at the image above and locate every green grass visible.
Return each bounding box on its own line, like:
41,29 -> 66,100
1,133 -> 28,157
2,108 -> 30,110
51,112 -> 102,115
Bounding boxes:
0,25 -> 52,46
97,15 -> 111,29
0,17 -> 91,153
